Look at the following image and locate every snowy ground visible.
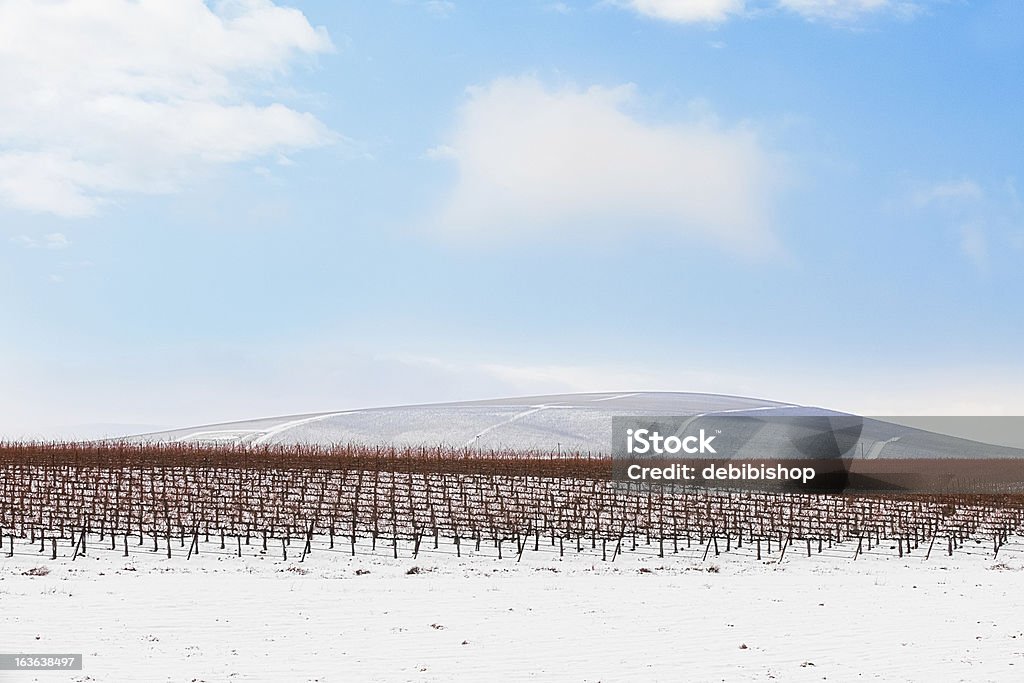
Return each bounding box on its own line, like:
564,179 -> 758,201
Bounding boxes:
3,533 -> 1024,682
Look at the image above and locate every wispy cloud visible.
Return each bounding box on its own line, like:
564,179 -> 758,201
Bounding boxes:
424,1 -> 456,16
958,221 -> 988,271
909,177 -> 1024,270
778,0 -> 920,22
430,76 -> 786,254
912,178 -> 984,207
620,0 -> 920,24
11,232 -> 71,250
545,2 -> 573,14
0,0 -> 336,218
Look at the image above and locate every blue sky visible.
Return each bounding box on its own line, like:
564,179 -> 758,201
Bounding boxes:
2,0 -> 1023,437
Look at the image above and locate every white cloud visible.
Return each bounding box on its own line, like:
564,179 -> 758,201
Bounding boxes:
626,0 -> 745,23
0,0 -> 335,217
431,76 -> 785,253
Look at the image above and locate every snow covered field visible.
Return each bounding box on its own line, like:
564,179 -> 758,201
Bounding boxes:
132,392 -> 792,451
3,533 -> 1024,682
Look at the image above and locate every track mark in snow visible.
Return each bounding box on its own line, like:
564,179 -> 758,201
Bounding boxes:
173,429 -> 263,443
462,405 -> 569,448
251,412 -> 358,445
589,393 -> 640,402
693,405 -> 801,417
865,436 -> 902,459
